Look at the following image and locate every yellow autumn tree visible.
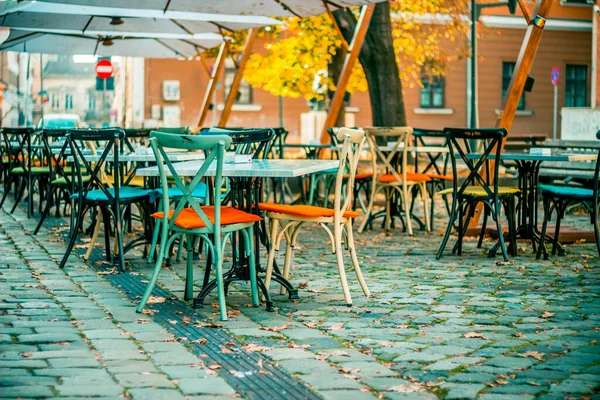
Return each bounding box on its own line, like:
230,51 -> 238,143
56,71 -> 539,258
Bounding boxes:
241,0 -> 467,101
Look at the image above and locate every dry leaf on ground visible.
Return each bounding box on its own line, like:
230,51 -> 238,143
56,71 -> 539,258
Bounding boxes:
519,351 -> 545,361
463,332 -> 487,340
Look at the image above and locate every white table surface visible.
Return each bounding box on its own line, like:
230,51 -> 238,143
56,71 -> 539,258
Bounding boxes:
67,151 -> 205,163
334,143 -> 448,153
136,159 -> 340,178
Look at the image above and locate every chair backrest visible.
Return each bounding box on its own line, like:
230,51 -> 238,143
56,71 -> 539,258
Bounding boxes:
157,127 -> 192,135
594,130 -> 600,209
66,128 -> 126,203
364,126 -> 413,187
123,128 -> 154,152
149,131 -> 233,234
333,128 -> 366,220
443,127 -> 507,199
200,127 -> 275,159
40,128 -> 70,186
412,128 -> 449,177
2,127 -> 39,173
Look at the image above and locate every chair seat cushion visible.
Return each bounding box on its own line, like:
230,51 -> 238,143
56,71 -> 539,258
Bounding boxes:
539,184 -> 593,198
438,186 -> 520,197
426,173 -> 453,181
71,187 -> 152,202
259,202 -> 360,218
151,206 -> 261,229
11,166 -> 50,174
103,175 -> 145,188
154,183 -> 207,199
380,173 -> 431,183
52,175 -> 91,186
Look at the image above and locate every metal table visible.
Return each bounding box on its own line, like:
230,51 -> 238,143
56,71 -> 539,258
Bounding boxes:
137,159 -> 340,311
466,152 -> 597,255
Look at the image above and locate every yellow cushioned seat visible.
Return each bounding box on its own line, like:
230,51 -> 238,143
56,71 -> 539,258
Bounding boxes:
438,186 -> 520,197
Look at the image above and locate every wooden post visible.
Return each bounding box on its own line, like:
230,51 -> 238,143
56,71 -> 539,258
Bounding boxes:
196,42 -> 228,129
467,0 -> 553,230
319,4 -> 375,144
218,29 -> 257,127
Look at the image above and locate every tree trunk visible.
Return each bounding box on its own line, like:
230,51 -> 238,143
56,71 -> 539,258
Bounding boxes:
328,47 -> 346,128
333,3 -> 406,127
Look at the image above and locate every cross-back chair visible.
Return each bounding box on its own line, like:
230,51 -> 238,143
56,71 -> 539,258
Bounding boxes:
260,128 -> 370,307
537,130 -> 600,259
436,127 -> 519,261
138,131 -> 261,321
60,128 -> 153,271
358,127 -> 430,235
412,128 -> 452,231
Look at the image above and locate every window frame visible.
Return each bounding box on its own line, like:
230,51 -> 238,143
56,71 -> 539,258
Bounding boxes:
501,61 -> 525,111
223,65 -> 253,106
419,74 -> 445,109
565,64 -> 588,108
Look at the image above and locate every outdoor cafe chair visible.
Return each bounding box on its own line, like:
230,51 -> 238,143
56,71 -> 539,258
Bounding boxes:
138,131 -> 261,321
357,126 -> 430,235
436,127 -> 519,262
0,127 -> 51,218
537,130 -> 600,259
59,128 -> 153,271
412,128 -> 452,232
260,128 -> 370,307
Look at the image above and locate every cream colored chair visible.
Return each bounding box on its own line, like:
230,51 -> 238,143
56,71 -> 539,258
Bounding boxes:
357,127 -> 430,235
259,128 -> 370,307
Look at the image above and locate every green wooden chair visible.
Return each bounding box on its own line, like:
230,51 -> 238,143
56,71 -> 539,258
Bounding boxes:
137,131 -> 261,321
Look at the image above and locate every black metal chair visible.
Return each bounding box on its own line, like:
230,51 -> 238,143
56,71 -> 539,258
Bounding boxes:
412,128 -> 452,231
0,127 -> 50,218
436,127 -> 519,262
60,128 -> 153,271
537,130 -> 600,259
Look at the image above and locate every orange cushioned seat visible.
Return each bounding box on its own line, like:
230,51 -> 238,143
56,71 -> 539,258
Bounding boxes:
151,206 -> 261,230
426,173 -> 453,181
344,171 -> 372,180
259,203 -> 360,218
379,173 -> 431,183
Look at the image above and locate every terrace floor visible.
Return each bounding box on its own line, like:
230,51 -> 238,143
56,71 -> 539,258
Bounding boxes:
1,195 -> 599,400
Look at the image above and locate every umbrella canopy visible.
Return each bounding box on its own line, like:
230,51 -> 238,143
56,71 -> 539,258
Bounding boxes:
7,0 -> 384,19
0,29 -> 222,58
0,10 -> 281,38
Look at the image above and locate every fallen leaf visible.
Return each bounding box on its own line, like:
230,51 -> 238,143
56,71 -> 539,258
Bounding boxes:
388,385 -> 419,393
303,322 -> 318,329
260,323 -> 289,332
463,332 -> 487,340
193,338 -> 208,345
298,282 -> 308,288
208,364 -> 222,370
519,351 -> 545,361
221,347 -> 233,354
257,359 -> 263,369
147,296 -> 165,304
326,323 -> 345,331
540,311 -> 555,319
242,343 -> 273,352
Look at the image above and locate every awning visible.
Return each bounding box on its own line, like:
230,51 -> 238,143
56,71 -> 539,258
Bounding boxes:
0,30 -> 222,58
4,0 -> 384,19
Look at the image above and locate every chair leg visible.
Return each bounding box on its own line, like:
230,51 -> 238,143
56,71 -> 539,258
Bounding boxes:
85,210 -> 102,261
59,205 -> 86,269
358,181 -> 379,234
494,201 -> 510,262
552,201 -> 564,256
10,177 -> 26,214
243,226 -> 260,307
264,218 -> 280,291
184,233 -> 194,301
346,220 -> 370,297
537,196 -> 551,260
215,236 -> 228,321
334,224 -> 352,307
114,207 -> 126,271
477,207 -> 489,249
402,186 -> 413,235
34,185 -> 56,235
421,183 -> 430,233
508,197 -> 518,257
0,176 -> 14,209
437,195 -> 458,260
101,208 -> 112,263
594,200 -> 600,257
147,219 -> 161,263
137,232 -> 180,313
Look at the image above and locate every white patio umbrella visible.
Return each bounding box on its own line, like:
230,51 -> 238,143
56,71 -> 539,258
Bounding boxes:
0,29 -> 223,58
5,0 -> 384,19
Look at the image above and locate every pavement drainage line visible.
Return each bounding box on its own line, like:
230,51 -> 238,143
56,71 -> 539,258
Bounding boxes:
0,221 -> 129,397
37,214 -> 322,400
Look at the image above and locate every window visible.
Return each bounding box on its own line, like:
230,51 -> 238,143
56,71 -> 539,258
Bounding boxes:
50,93 -> 60,111
224,60 -> 253,105
562,0 -> 592,4
88,93 -> 96,111
65,94 -> 73,110
565,64 -> 588,107
420,75 -> 445,108
502,62 -> 525,110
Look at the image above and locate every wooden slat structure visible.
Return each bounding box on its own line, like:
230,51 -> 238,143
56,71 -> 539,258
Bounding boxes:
196,42 -> 228,129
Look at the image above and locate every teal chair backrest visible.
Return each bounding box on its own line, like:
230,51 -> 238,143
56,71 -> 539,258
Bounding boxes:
149,131 -> 232,234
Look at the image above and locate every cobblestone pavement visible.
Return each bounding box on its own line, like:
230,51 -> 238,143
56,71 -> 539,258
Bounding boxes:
1,195 -> 600,400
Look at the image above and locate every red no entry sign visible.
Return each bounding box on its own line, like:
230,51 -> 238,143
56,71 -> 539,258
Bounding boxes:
551,66 -> 560,86
95,59 -> 114,79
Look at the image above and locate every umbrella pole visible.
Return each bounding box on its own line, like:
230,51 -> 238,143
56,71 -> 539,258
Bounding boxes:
218,29 -> 257,127
196,42 -> 228,129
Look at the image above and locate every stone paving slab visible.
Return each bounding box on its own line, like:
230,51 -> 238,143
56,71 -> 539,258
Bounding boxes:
2,194 -> 600,399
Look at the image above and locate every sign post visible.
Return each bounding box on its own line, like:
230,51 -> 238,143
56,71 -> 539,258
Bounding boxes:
95,59 -> 114,126
551,66 -> 560,140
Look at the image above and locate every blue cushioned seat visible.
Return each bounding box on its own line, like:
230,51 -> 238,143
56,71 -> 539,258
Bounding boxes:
71,186 -> 153,202
538,184 -> 593,198
155,183 -> 207,199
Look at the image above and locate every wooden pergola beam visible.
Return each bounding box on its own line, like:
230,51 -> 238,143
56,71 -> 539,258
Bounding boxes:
319,4 -> 375,144
196,42 -> 228,129
468,0 -> 553,230
218,29 -> 258,127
